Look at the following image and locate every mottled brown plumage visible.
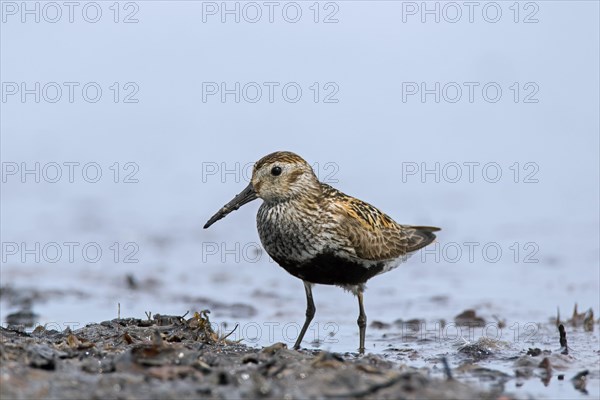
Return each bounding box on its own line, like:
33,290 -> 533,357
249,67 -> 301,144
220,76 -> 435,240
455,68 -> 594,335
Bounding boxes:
204,151 -> 440,353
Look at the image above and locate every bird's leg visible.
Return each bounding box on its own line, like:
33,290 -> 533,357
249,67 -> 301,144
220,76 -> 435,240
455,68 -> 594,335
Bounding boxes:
294,281 -> 315,350
357,289 -> 367,354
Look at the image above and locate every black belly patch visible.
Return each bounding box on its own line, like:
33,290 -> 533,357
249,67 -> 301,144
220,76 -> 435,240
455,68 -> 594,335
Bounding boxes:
273,252 -> 385,286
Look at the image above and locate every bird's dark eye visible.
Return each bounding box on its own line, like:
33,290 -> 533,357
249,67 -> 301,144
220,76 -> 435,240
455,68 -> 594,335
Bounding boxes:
271,166 -> 282,176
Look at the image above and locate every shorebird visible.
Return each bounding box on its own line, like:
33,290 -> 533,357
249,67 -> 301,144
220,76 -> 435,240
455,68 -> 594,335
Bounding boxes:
204,151 -> 440,353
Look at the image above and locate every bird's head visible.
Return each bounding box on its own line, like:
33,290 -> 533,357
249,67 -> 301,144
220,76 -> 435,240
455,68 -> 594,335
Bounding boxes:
203,151 -> 319,229
251,151 -> 318,202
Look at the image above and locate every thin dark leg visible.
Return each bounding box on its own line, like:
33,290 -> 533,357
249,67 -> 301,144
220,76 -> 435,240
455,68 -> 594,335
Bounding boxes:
294,281 -> 315,350
357,289 -> 367,354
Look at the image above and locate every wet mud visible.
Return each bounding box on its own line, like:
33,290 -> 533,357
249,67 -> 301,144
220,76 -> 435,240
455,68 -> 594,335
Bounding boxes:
2,312 -> 497,400
1,307 -> 598,400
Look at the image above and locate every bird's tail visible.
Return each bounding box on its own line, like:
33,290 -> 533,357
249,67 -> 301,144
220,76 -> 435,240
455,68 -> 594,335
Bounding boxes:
408,226 -> 440,252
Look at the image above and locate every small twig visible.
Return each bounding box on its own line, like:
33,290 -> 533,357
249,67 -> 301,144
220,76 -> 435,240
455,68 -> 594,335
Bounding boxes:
220,323 -> 239,342
325,374 -> 405,398
145,311 -> 152,321
558,324 -> 568,354
118,303 -> 121,320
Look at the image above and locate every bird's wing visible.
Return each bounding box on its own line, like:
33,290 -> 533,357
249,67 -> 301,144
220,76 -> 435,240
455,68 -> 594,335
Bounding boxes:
321,184 -> 439,261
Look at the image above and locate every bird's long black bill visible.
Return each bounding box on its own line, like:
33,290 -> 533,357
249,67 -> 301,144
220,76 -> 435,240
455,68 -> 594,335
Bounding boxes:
203,184 -> 258,229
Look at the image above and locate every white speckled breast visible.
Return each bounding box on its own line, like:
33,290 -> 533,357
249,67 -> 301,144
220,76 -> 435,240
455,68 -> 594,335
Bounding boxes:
256,201 -> 325,263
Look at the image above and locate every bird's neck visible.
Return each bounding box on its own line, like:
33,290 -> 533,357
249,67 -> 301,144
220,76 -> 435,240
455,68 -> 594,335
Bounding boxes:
265,181 -> 322,208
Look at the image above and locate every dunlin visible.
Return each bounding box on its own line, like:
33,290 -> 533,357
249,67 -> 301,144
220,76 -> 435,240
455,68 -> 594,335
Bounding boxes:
204,151 -> 440,353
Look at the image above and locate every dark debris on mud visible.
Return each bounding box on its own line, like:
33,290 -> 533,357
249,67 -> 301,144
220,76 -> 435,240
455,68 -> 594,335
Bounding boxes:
1,313 -> 501,400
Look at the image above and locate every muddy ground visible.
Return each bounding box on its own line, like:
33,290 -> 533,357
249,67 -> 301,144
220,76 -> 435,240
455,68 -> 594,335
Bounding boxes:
1,308 -> 597,400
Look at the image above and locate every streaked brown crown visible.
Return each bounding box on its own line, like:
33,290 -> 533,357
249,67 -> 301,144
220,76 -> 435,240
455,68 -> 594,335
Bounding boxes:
254,151 -> 308,171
